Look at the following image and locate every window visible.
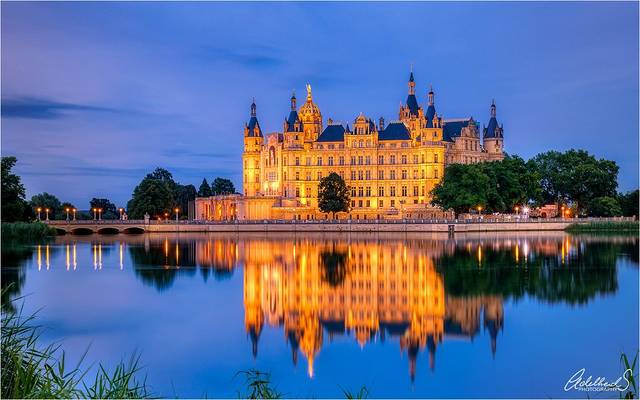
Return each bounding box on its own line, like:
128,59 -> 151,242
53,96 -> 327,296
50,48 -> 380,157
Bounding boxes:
365,187 -> 371,196
358,156 -> 363,165
358,200 -> 363,207
295,157 -> 300,166
390,186 -> 396,196
434,168 -> 439,178
351,200 -> 356,207
378,170 -> 384,180
358,187 -> 363,197
339,156 -> 344,166
421,169 -> 425,179
413,155 -> 418,164
391,199 -> 395,207
421,154 -> 425,163
421,186 -> 425,196
317,157 -> 323,166
401,142 -> 408,148
401,186 -> 407,196
390,155 -> 396,164
366,200 -> 371,207
365,170 -> 371,180
306,157 -> 311,166
378,186 -> 385,196
351,187 -> 356,197
365,156 -> 371,165
306,172 -> 311,181
328,156 -> 334,166
401,170 -> 407,179
413,186 -> 418,196
351,156 -> 356,165
358,170 -> 363,180
378,155 -> 384,165
390,170 -> 396,179
434,153 -> 439,163
296,187 -> 300,197
284,172 -> 287,180
317,172 -> 322,180
413,169 -> 418,179
295,171 -> 300,180
379,199 -> 384,208
351,171 -> 356,180
402,154 -> 407,164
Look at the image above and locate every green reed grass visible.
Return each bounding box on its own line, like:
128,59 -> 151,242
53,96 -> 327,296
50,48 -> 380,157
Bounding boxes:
621,352 -> 638,399
1,222 -> 57,243
565,221 -> 639,233
236,369 -> 282,399
1,294 -> 151,399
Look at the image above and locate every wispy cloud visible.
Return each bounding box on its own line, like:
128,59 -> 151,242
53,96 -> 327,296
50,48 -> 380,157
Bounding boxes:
1,97 -> 121,120
198,45 -> 285,69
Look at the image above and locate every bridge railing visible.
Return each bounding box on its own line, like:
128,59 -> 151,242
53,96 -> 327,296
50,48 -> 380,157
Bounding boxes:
45,216 -> 636,226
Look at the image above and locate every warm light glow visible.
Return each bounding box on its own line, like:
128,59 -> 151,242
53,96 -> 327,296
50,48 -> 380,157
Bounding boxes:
37,207 -> 42,212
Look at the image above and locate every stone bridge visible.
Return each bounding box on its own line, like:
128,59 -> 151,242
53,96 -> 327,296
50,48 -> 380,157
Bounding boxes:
45,220 -> 148,235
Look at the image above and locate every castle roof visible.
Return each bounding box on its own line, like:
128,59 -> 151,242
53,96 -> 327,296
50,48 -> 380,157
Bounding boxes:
317,124 -> 345,142
380,122 -> 411,141
247,116 -> 262,137
406,94 -> 419,116
286,110 -> 300,131
442,118 -> 470,142
483,116 -> 503,138
425,104 -> 436,127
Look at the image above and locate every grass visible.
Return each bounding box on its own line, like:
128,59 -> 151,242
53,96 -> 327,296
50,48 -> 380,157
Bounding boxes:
565,221 -> 639,233
1,222 -> 57,243
621,352 -> 638,399
236,369 -> 282,399
1,293 -> 151,399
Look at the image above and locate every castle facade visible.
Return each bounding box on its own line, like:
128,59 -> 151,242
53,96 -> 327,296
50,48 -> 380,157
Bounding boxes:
195,71 -> 504,221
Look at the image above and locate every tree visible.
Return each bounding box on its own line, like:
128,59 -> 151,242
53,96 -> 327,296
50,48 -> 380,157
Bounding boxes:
30,193 -> 61,220
318,172 -> 350,218
89,198 -> 118,219
175,184 -> 197,216
1,156 -> 30,222
530,150 -> 619,214
198,178 -> 212,197
127,168 -> 177,219
587,197 -> 622,217
211,178 -> 235,196
430,164 -> 491,215
59,202 -> 77,220
618,189 -> 639,217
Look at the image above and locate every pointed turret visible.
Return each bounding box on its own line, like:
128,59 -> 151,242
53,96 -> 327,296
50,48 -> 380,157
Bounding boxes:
483,99 -> 503,139
285,91 -> 302,133
245,98 -> 262,137
425,85 -> 437,128
483,99 -> 505,161
405,70 -> 419,116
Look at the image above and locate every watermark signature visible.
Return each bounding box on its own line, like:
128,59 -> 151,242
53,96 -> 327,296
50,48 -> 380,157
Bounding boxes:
564,368 -> 633,392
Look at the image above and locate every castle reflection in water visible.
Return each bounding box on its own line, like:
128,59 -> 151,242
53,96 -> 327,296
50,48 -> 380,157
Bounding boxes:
18,233 -> 635,380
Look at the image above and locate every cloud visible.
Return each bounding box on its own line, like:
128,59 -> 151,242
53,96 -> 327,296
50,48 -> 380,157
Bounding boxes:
1,97 -> 121,120
198,45 -> 285,69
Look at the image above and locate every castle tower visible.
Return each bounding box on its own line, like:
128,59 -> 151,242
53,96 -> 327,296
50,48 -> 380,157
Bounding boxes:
425,85 -> 437,128
482,99 -> 505,161
284,91 -> 304,148
243,99 -> 263,196
298,84 -> 323,142
399,70 -> 424,137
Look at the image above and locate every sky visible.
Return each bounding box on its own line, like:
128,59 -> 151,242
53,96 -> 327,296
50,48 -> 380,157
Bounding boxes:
2,1 -> 638,207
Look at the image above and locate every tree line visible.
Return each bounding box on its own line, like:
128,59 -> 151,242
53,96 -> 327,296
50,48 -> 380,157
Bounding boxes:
1,157 -> 235,221
430,150 -> 638,217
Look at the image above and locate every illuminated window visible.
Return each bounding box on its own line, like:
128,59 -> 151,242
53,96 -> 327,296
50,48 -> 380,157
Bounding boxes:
390,186 -> 396,196
402,155 -> 407,164
434,153 -> 439,163
328,156 -> 334,166
365,187 -> 371,196
378,155 -> 384,164
378,170 -> 384,180
390,170 -> 396,179
339,156 -> 345,166
401,186 -> 407,196
378,186 -> 384,196
401,170 -> 407,179
390,155 -> 396,164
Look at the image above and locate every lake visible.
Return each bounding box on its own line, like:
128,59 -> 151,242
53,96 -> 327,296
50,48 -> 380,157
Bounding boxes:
2,232 -> 638,398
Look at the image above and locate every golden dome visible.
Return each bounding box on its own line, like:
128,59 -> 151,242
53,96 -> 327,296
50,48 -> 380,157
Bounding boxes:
298,83 -> 322,121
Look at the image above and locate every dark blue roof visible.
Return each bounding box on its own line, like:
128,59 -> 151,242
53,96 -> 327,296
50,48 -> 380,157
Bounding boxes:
380,122 -> 411,140
286,110 -> 300,131
317,124 -> 345,142
425,104 -> 436,127
406,94 -> 419,116
483,117 -> 503,138
409,71 -> 415,83
442,120 -> 470,142
247,116 -> 262,137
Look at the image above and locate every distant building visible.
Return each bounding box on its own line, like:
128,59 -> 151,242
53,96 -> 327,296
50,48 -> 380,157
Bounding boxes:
195,71 -> 505,220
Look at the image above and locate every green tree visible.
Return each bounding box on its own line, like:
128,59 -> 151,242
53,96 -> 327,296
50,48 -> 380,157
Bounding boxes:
430,164 -> 491,215
30,193 -> 61,220
89,198 -> 118,219
127,168 -> 177,219
210,178 -> 235,196
318,172 -> 350,218
197,178 -> 212,197
175,184 -> 197,216
59,202 -> 77,220
618,189 -> 639,217
1,156 -> 30,222
587,196 -> 622,217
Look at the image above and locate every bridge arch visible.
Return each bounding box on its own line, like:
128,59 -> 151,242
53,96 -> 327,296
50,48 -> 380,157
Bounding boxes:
54,228 -> 68,235
97,227 -> 120,235
71,227 -> 94,235
122,227 -> 145,234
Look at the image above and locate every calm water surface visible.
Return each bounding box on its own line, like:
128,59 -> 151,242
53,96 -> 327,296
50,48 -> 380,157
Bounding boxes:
2,232 -> 638,398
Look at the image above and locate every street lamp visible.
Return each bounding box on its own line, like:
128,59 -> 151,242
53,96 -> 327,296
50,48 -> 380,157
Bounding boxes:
36,207 -> 42,221
65,208 -> 70,221
72,208 -> 77,221
45,208 -> 50,221
515,206 -> 520,215
98,208 -> 102,221
93,208 -> 97,220
561,205 -> 565,219
477,205 -> 483,214
174,208 -> 180,222
164,212 -> 169,221
119,208 -> 124,220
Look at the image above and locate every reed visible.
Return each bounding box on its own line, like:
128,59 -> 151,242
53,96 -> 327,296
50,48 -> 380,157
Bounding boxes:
1,222 -> 57,243
565,221 -> 639,233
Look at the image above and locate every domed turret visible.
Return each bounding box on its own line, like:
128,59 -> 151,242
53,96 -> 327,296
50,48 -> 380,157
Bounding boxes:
298,84 -> 323,141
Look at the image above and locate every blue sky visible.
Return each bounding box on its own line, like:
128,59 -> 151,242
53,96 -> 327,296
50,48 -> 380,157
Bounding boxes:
2,2 -> 638,207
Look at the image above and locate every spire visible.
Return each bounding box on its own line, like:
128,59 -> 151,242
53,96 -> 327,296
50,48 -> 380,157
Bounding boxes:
291,91 -> 297,110
408,69 -> 416,95
491,98 -> 496,118
250,98 -> 256,117
428,85 -> 434,106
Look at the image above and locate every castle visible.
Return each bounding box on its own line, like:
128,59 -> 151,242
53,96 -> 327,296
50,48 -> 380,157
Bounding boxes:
195,71 -> 504,221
